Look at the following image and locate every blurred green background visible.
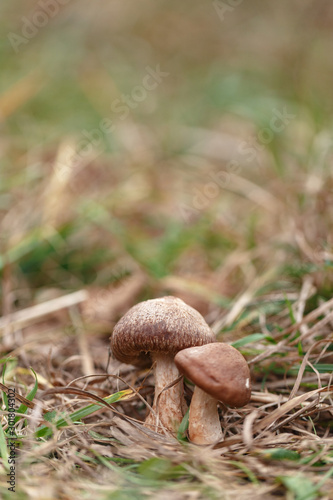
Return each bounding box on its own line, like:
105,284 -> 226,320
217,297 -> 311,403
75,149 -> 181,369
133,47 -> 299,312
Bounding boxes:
1,0 -> 332,315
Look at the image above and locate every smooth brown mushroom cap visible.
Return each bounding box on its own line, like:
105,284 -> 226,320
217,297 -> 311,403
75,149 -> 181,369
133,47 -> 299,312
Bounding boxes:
110,296 -> 216,367
174,343 -> 251,407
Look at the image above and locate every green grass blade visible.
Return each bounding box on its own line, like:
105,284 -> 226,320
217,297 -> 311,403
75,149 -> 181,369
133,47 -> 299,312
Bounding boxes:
262,448 -> 300,461
0,421 -> 9,471
228,460 -> 259,485
231,333 -> 267,348
177,408 -> 189,442
1,361 -> 9,410
15,368 -> 38,423
35,389 -> 132,438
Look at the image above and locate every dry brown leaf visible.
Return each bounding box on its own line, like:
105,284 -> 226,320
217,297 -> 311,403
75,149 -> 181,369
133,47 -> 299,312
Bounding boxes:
82,272 -> 146,324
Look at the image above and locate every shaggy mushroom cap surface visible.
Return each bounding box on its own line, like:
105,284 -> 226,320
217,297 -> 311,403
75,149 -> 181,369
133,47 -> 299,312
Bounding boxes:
110,296 -> 215,367
174,342 -> 251,407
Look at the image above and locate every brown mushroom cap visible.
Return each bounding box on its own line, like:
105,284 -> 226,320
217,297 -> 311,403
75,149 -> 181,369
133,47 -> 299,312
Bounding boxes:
174,343 -> 251,407
111,296 -> 215,367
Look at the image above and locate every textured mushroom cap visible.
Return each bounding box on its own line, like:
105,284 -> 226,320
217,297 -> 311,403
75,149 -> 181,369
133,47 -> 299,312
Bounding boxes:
174,343 -> 251,407
110,296 -> 215,367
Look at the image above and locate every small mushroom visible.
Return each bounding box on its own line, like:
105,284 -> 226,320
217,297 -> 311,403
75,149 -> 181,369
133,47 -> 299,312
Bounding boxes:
110,296 -> 215,433
174,342 -> 251,444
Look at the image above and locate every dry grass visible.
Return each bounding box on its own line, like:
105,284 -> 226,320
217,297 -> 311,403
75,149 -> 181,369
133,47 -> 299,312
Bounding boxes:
1,1 -> 333,498
1,151 -> 332,498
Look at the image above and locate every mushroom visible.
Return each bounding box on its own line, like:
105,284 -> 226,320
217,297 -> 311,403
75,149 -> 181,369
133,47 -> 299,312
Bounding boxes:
174,342 -> 251,444
110,296 -> 215,433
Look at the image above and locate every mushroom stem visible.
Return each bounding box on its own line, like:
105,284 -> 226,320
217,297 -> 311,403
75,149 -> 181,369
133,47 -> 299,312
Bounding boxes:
188,387 -> 222,444
145,353 -> 186,433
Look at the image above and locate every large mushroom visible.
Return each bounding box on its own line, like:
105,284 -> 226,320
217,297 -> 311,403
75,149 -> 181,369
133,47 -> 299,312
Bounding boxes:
110,296 -> 215,433
174,342 -> 251,444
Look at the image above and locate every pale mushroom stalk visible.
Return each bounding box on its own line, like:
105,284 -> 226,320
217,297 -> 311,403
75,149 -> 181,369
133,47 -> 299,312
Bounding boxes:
187,387 -> 222,444
145,353 -> 186,432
